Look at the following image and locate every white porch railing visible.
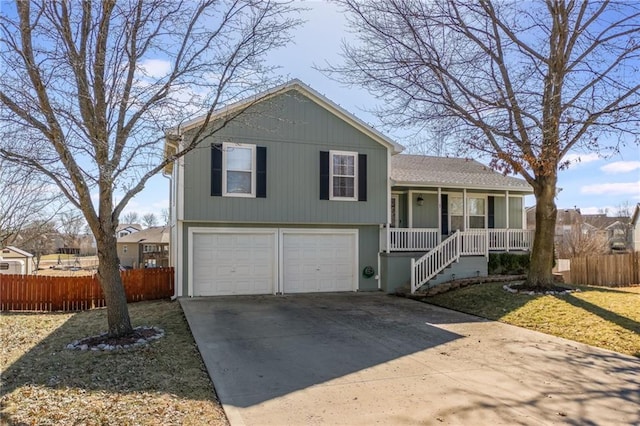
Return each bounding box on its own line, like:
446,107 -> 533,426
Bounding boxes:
411,231 -> 460,293
460,229 -> 488,256
388,228 -> 439,252
382,227 -> 533,253
487,229 -> 534,251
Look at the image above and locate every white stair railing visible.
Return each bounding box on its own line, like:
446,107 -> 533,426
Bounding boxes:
411,231 -> 460,293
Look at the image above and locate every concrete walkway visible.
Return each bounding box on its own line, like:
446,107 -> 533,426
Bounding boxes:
180,293 -> 640,425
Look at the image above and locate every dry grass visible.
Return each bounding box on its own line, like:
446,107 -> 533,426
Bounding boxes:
424,283 -> 640,357
36,268 -> 96,277
0,301 -> 229,425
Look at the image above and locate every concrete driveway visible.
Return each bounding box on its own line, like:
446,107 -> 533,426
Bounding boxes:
180,293 -> 639,425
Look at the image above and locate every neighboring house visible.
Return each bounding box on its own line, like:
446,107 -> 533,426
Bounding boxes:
582,214 -> 631,253
527,207 -> 632,256
116,224 -> 143,238
164,80 -> 533,297
0,246 -> 34,275
117,226 -> 169,268
631,203 -> 640,252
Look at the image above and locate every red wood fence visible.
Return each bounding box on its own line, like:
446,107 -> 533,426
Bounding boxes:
0,267 -> 174,312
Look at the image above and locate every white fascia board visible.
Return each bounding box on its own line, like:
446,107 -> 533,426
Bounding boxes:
393,181 -> 533,193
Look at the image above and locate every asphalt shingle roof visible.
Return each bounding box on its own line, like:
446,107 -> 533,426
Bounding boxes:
117,226 -> 169,244
391,155 -> 532,192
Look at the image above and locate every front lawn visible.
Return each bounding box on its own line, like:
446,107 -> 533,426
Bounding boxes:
0,300 -> 228,425
424,283 -> 640,357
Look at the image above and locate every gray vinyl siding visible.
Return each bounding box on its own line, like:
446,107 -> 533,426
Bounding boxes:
509,197 -> 524,228
412,193 -> 438,228
181,222 -> 380,295
182,90 -> 388,225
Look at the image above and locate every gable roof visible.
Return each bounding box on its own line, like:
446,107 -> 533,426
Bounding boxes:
117,226 -> 169,244
116,224 -> 142,233
164,79 -> 404,161
390,155 -> 532,192
1,246 -> 33,258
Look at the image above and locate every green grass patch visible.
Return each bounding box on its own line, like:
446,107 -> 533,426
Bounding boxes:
0,301 -> 228,425
424,282 -> 640,357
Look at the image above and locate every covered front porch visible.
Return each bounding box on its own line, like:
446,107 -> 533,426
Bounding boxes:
381,187 -> 533,253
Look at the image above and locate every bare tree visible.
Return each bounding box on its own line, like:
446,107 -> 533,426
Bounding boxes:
330,0 -> 640,288
556,224 -> 609,259
0,159 -> 63,246
59,211 -> 85,249
142,213 -> 158,228
0,1 -> 299,336
121,212 -> 140,226
18,220 -> 59,272
160,208 -> 170,226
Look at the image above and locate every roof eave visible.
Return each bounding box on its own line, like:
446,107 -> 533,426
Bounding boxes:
392,181 -> 534,193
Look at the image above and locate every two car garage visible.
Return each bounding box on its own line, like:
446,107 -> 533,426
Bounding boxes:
190,228 -> 358,296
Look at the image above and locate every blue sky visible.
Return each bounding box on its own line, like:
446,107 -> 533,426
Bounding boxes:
127,2 -> 640,219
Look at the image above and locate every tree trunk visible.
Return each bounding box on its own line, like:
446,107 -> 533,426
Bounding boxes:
95,231 -> 133,337
527,176 -> 558,288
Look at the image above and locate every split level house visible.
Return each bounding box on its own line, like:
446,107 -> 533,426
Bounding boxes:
117,226 -> 170,269
164,80 -> 533,297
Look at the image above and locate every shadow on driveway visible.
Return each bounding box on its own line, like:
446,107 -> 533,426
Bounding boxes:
180,293 -> 469,408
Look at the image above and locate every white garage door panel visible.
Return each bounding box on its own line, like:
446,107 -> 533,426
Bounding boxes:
283,233 -> 356,294
192,232 -> 275,296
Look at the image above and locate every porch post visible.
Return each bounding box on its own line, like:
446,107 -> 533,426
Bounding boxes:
505,191 -> 510,252
463,189 -> 467,231
505,191 -> 510,229
437,187 -> 442,244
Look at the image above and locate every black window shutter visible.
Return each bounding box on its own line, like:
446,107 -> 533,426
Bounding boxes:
440,194 -> 449,235
319,151 -> 329,200
488,196 -> 495,228
358,154 -> 367,201
256,146 -> 267,198
211,144 -> 222,196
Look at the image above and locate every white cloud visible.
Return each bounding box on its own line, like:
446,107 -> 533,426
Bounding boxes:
580,181 -> 640,196
139,59 -> 172,79
562,152 -> 600,165
600,161 -> 640,174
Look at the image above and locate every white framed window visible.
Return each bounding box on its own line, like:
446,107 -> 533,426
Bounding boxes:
468,196 -> 486,228
449,195 -> 464,231
330,150 -> 358,200
222,142 -> 256,197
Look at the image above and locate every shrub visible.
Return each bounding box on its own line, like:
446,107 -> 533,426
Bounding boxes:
488,252 -> 530,275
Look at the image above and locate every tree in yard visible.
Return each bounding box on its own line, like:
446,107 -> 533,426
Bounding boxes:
142,213 -> 158,228
59,211 -> 85,250
330,0 -> 640,288
0,1 -> 299,336
160,208 -> 170,226
0,158 -> 63,246
121,212 -> 140,226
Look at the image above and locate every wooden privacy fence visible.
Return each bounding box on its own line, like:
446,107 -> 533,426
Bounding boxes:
0,267 -> 174,312
570,253 -> 640,287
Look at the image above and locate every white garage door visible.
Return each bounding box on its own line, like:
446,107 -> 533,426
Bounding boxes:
282,231 -> 357,293
192,231 -> 276,296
